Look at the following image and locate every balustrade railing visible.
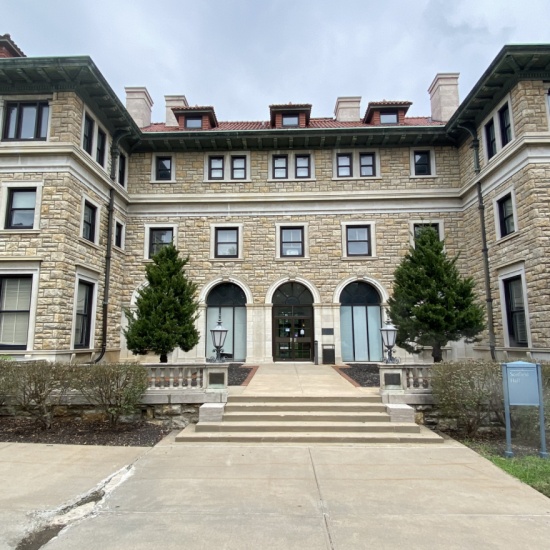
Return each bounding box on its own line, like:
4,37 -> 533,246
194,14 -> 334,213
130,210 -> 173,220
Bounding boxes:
379,364 -> 432,393
145,364 -> 228,391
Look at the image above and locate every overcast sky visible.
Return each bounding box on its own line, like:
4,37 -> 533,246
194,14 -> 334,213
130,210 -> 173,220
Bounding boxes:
3,0 -> 550,123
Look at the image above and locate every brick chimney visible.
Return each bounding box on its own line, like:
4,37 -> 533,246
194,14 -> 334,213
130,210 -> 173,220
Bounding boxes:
125,87 -> 153,128
428,73 -> 459,122
334,97 -> 361,122
165,95 -> 188,126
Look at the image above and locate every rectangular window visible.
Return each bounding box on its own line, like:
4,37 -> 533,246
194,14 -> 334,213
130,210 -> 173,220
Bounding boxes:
115,222 -> 124,248
74,280 -> 94,349
149,228 -> 173,258
0,276 -> 32,349
215,228 -> 239,258
83,115 -> 94,155
347,225 -> 371,256
96,128 -> 106,166
295,155 -> 310,178
359,153 -> 375,177
380,112 -> 398,124
273,155 -> 288,179
337,153 -> 352,177
485,120 -> 496,159
155,156 -> 172,181
499,104 -> 512,147
503,276 -> 528,347
3,101 -> 49,141
209,156 -> 224,180
231,156 -> 246,180
185,116 -> 202,129
497,194 -> 515,238
282,114 -> 299,127
413,151 -> 431,176
413,223 -> 441,240
118,153 -> 126,187
281,227 -> 304,257
5,188 -> 36,229
82,201 -> 97,243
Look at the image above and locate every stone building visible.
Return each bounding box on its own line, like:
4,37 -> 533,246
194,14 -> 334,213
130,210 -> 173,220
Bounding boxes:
1,34 -> 549,365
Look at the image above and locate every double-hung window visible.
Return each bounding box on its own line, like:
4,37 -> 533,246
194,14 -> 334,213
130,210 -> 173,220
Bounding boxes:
231,156 -> 246,180
413,222 -> 441,241
413,151 -> 432,176
0,276 -> 32,349
337,154 -> 352,177
484,99 -> 513,162
206,154 -> 249,181
295,155 -> 310,178
497,193 -> 515,238
3,101 -> 49,141
96,128 -> 106,166
74,280 -> 94,349
360,153 -> 375,177
281,227 -> 304,257
155,156 -> 173,181
115,221 -> 124,249
209,157 -> 224,180
499,104 -> 512,147
273,155 -> 288,179
82,201 -> 97,243
215,228 -> 239,258
117,153 -> 127,187
5,188 -> 36,229
149,228 -> 173,258
82,115 -> 94,155
346,225 -> 371,256
503,276 -> 528,347
485,120 -> 497,159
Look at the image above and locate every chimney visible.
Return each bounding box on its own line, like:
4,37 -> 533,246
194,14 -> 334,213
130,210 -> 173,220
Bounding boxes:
165,95 -> 188,126
125,87 -> 153,128
428,73 -> 459,122
334,96 -> 361,122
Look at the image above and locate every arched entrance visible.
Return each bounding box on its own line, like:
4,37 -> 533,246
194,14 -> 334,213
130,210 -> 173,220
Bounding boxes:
272,282 -> 314,361
206,283 -> 247,361
340,281 -> 383,362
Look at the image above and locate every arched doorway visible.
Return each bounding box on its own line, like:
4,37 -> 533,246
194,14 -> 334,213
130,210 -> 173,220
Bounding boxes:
206,283 -> 247,361
272,282 -> 314,361
340,281 -> 383,362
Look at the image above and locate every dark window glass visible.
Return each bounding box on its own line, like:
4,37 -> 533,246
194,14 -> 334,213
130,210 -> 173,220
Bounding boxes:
273,281 -> 313,305
413,223 -> 440,240
96,128 -> 106,166
485,120 -> 496,159
206,282 -> 246,306
414,151 -> 431,175
295,155 -> 310,178
360,153 -> 375,177
2,102 -> 49,141
340,281 -> 381,305
231,156 -> 246,179
273,155 -> 288,179
115,222 -> 124,248
346,225 -> 371,256
281,227 -> 304,257
118,154 -> 126,186
74,280 -> 94,349
83,115 -> 94,154
155,156 -> 172,181
499,105 -> 512,147
0,276 -> 32,349
215,228 -> 238,257
337,153 -> 352,177
6,188 -> 36,230
185,116 -> 202,129
149,228 -> 173,257
282,114 -> 299,127
504,276 -> 528,347
497,194 -> 515,237
380,112 -> 398,124
82,201 -> 97,243
209,156 -> 224,179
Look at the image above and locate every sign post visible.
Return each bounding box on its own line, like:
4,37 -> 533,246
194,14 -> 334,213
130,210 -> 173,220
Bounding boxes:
502,361 -> 548,459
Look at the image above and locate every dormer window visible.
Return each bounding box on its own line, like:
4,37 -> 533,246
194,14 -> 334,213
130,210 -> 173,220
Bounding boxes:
270,104 -> 311,129
185,116 -> 202,129
380,111 -> 398,124
282,114 -> 299,127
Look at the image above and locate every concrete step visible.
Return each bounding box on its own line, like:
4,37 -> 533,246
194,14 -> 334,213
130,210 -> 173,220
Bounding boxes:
224,403 -> 387,413
223,411 -> 391,422
228,395 -> 381,403
195,421 -> 420,433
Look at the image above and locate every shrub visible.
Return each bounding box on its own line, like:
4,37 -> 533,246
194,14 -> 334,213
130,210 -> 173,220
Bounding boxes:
0,360 -> 15,407
71,363 -> 148,426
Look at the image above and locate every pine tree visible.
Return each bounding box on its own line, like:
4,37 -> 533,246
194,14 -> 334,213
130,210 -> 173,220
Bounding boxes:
124,244 -> 199,363
387,227 -> 485,362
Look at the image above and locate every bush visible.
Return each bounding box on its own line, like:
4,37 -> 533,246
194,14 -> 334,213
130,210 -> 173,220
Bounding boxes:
71,363 -> 148,426
0,359 -> 15,407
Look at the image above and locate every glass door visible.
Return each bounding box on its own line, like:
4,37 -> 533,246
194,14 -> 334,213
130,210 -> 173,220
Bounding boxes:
273,305 -> 313,361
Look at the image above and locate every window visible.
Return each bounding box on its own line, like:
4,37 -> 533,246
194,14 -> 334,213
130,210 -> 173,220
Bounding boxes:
155,156 -> 173,181
295,155 -> 310,178
497,193 -> 515,238
273,155 -> 288,179
413,151 -> 431,176
0,276 -> 32,349
281,227 -> 304,257
282,114 -> 299,127
380,112 -> 398,124
5,188 -> 36,229
149,227 -> 173,258
117,153 -> 127,187
413,222 -> 441,240
185,116 -> 202,129
485,120 -> 496,159
115,221 -> 124,249
96,128 -> 106,166
337,154 -> 352,177
209,156 -> 224,180
82,201 -> 97,243
499,104 -> 512,147
346,225 -> 371,256
215,228 -> 239,258
503,276 -> 528,347
3,101 -> 49,141
231,156 -> 246,180
360,153 -> 375,177
82,115 -> 94,155
74,280 -> 94,349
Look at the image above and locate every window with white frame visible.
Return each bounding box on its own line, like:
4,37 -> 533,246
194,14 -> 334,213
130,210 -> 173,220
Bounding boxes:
275,223 -> 309,259
499,266 -> 529,348
73,279 -> 95,349
114,220 -> 125,249
5,188 -> 36,230
0,275 -> 32,349
210,223 -> 244,260
81,112 -> 109,168
144,224 -> 177,259
82,200 -> 98,244
2,100 -> 49,141
409,221 -> 443,246
117,152 -> 127,187
270,152 -> 314,180
333,150 -> 379,179
205,153 -> 250,182
152,154 -> 174,182
411,149 -> 435,177
494,190 -> 517,239
341,222 -> 375,258
482,98 -> 514,162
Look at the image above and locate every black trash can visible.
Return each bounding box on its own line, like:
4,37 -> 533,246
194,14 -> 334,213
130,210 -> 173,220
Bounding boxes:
322,344 -> 335,365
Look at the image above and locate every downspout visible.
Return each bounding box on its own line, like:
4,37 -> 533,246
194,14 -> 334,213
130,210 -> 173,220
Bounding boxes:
94,130 -> 130,363
458,124 -> 496,360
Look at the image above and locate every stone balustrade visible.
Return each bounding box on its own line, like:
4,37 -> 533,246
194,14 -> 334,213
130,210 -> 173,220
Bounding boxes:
379,364 -> 433,405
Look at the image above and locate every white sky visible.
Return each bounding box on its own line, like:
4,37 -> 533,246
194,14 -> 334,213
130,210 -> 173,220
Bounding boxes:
3,0 -> 550,123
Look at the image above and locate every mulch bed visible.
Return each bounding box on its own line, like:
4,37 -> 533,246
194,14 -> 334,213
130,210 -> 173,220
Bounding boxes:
337,364 -> 380,387
228,363 -> 254,386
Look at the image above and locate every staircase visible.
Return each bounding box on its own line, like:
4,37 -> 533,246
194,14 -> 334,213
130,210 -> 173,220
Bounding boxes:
175,394 -> 443,444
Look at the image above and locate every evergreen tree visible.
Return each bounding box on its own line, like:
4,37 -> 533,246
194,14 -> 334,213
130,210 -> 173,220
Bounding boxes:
387,226 -> 485,362
124,244 -> 199,363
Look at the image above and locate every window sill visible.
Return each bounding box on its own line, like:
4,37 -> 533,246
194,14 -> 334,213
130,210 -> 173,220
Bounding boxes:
275,256 -> 310,261
210,258 -> 244,262
331,176 -> 381,182
496,231 -> 520,244
150,179 -> 177,184
410,174 -> 437,179
268,178 -> 317,183
78,237 -> 101,250
0,229 -> 40,234
341,256 -> 377,261
203,179 -> 252,183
